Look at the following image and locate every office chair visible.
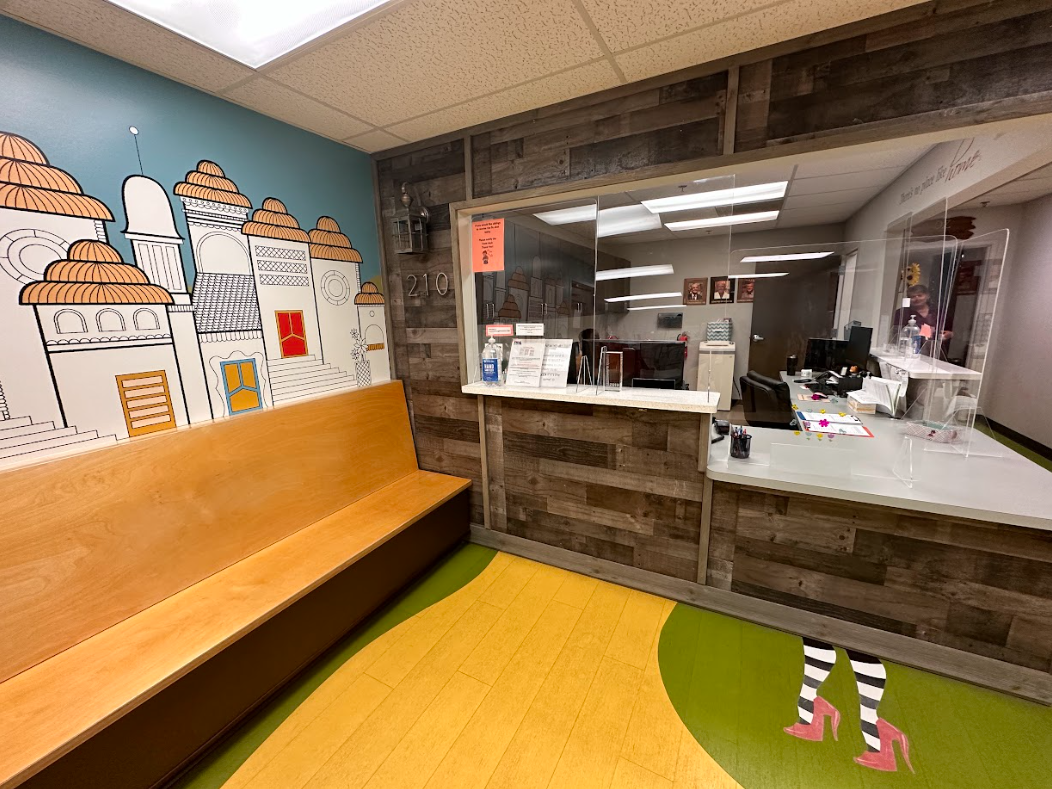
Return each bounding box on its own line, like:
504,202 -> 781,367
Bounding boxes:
739,371 -> 797,430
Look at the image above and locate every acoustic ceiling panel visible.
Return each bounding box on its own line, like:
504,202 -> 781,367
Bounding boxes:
225,77 -> 374,141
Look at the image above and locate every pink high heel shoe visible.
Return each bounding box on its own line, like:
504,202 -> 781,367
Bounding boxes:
854,719 -> 915,773
784,696 -> 841,742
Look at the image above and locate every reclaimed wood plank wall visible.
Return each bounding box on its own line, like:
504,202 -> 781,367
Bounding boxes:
709,482 -> 1052,672
375,0 -> 1052,568
486,399 -> 706,581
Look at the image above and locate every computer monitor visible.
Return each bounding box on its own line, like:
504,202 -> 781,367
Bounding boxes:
805,338 -> 849,372
845,325 -> 873,368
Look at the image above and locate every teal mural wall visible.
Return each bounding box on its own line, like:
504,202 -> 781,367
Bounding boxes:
0,15 -> 380,286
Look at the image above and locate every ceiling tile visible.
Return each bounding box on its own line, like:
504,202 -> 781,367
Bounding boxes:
792,145 -> 932,179
345,129 -> 409,153
614,0 -> 929,83
790,168 -> 900,195
578,0 -> 779,52
267,0 -> 604,127
782,185 -> 882,210
386,60 -> 621,142
224,78 -> 373,140
5,0 -> 251,92
776,204 -> 856,228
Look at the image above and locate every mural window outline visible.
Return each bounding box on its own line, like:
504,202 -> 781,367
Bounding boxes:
97,308 -> 126,332
320,269 -> 351,305
133,308 -> 161,331
54,309 -> 87,334
0,229 -> 68,283
275,310 -> 308,358
365,324 -> 385,352
116,370 -> 176,437
221,359 -> 263,415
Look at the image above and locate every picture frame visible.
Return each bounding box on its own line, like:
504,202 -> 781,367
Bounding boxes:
736,277 -> 756,303
710,276 -> 735,304
683,277 -> 707,305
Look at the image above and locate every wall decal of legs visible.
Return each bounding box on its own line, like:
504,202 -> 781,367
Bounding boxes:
786,639 -> 914,773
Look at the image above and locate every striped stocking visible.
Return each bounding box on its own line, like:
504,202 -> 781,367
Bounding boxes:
797,638 -> 837,723
848,649 -> 887,751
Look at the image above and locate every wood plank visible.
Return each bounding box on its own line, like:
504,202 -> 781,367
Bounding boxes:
503,431 -> 614,469
0,383 -> 419,685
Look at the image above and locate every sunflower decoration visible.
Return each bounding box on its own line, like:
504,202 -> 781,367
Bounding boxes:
905,261 -> 921,288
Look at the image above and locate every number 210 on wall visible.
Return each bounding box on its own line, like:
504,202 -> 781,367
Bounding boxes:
406,272 -> 450,297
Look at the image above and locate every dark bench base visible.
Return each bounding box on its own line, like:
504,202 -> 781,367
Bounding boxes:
22,491 -> 469,789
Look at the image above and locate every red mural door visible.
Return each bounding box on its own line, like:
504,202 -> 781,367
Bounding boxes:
276,310 -> 308,357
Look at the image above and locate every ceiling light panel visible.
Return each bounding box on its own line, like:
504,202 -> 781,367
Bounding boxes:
604,292 -> 682,303
727,272 -> 789,279
739,252 -> 835,263
666,211 -> 780,231
534,204 -> 598,225
597,205 -> 662,238
642,182 -> 788,214
105,0 -> 397,68
627,305 -> 683,311
595,264 -> 675,282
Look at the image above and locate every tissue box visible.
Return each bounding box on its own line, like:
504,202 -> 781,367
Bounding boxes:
847,391 -> 878,414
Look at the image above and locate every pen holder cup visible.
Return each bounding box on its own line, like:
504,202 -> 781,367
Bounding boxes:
730,434 -> 752,460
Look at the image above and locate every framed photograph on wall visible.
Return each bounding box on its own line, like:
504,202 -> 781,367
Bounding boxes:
711,276 -> 735,303
683,278 -> 707,305
736,277 -> 756,303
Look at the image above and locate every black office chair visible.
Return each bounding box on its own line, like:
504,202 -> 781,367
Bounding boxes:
739,371 -> 797,430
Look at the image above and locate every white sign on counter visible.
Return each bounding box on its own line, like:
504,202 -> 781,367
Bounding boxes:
540,339 -> 574,387
505,338 -> 546,387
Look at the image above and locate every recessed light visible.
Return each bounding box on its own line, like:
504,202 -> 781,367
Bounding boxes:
666,211 -> 780,231
643,182 -> 788,214
739,252 -> 835,263
595,264 -> 675,282
627,305 -> 683,311
604,292 -> 681,304
597,205 -> 662,238
534,205 -> 597,225
727,272 -> 789,279
105,0 -> 398,68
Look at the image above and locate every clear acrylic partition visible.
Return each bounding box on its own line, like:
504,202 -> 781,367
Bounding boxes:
592,174 -> 736,401
900,228 -> 1010,459
466,197 -> 598,385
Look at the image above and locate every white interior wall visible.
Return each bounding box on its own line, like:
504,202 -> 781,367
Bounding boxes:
981,196 -> 1052,447
600,224 -> 845,391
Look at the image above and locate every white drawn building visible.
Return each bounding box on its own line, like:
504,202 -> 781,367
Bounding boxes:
354,282 -> 391,383
308,216 -> 364,372
19,239 -> 189,442
174,161 -> 271,418
244,199 -> 355,403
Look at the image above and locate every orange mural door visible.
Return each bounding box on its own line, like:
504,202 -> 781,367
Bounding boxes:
275,310 -> 308,358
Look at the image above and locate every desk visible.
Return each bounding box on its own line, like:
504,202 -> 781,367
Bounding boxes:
871,348 -> 982,381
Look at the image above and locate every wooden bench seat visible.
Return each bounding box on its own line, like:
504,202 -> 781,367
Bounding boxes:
0,382 -> 470,789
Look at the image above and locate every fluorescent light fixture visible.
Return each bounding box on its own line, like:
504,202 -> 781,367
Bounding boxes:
105,0 -> 397,68
727,272 -> 789,279
666,211 -> 780,231
627,305 -> 683,311
739,251 -> 835,263
595,264 -> 674,282
642,182 -> 788,214
604,292 -> 681,304
534,205 -> 598,225
596,205 -> 662,238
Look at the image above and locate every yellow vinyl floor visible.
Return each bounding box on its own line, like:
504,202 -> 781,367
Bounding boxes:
221,552 -> 737,789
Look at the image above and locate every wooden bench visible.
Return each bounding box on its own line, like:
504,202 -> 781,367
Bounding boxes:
0,381 -> 470,789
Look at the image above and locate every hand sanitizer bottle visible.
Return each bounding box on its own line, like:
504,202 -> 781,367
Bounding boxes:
899,316 -> 920,358
481,336 -> 501,386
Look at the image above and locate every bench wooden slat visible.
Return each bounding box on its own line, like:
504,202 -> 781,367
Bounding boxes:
0,469 -> 470,788
0,382 -> 418,684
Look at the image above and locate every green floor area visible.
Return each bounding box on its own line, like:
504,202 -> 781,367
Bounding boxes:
983,424 -> 1052,472
170,544 -> 496,789
659,604 -> 1052,788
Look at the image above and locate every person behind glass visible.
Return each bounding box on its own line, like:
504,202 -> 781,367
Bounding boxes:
893,284 -> 953,352
568,327 -> 596,384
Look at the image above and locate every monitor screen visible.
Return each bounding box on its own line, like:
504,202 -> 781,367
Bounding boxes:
805,338 -> 850,372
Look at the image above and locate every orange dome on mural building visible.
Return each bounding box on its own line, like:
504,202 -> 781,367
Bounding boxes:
309,216 -> 363,263
0,131 -> 113,220
19,239 -> 174,305
242,197 -> 310,242
353,281 -> 385,305
174,160 -> 252,208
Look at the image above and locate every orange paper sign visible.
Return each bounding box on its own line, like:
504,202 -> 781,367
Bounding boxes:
472,219 -> 505,273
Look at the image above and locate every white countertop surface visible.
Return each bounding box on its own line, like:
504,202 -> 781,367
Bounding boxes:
462,382 -> 720,414
871,349 -> 982,381
708,379 -> 1052,532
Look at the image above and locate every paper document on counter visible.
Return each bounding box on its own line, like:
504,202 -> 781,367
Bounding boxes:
796,411 -> 863,424
862,376 -> 907,416
800,420 -> 874,438
539,339 -> 574,387
505,338 -> 545,387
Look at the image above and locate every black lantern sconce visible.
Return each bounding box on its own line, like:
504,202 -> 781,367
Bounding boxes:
391,182 -> 430,255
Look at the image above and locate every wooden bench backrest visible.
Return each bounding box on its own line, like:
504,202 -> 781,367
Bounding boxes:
0,381 -> 417,683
